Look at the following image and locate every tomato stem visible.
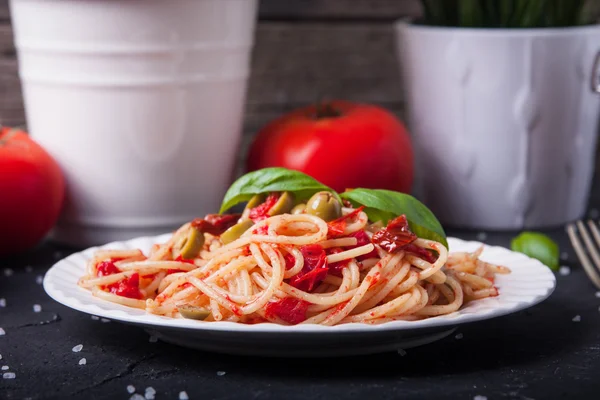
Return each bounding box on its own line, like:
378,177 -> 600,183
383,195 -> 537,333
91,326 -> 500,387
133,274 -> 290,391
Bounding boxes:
313,102 -> 342,120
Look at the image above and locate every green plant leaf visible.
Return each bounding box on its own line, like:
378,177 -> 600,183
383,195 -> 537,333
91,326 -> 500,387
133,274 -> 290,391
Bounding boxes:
340,188 -> 448,249
219,168 -> 339,214
511,231 -> 559,271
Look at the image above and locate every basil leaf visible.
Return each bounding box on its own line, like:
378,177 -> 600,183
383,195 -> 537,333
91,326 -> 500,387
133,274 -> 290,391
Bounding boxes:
511,232 -> 559,271
220,167 -> 339,213
340,188 -> 448,248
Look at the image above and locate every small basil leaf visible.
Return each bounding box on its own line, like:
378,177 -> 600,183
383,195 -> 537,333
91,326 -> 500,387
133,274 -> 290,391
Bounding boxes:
220,167 -> 340,214
511,231 -> 559,271
341,188 -> 448,249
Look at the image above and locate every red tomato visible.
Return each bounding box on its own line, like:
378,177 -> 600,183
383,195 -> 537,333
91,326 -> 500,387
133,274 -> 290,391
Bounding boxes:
0,127 -> 65,256
246,101 -> 414,193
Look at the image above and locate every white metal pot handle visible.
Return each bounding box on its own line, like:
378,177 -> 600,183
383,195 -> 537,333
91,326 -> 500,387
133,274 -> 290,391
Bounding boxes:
592,51 -> 600,93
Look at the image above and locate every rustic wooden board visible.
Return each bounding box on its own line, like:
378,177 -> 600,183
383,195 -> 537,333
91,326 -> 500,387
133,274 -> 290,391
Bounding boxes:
260,0 -> 421,20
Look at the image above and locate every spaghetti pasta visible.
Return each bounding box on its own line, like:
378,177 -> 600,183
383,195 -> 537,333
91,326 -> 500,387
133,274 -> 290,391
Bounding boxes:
78,195 -> 510,326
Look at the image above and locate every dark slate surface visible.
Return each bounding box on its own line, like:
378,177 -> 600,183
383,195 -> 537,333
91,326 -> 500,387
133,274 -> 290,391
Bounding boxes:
2,192 -> 600,400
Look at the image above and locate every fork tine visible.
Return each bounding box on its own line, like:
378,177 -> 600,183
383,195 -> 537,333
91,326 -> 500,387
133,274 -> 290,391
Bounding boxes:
587,219 -> 600,249
567,222 -> 600,289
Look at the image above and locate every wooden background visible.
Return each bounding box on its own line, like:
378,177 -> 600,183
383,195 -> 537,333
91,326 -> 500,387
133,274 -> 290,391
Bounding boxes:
0,0 -> 421,137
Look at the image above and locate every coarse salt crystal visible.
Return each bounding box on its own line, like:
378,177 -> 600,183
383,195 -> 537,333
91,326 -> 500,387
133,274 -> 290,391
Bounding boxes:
476,232 -> 487,242
0,328 -> 5,336
148,335 -> 158,343
0,298 -> 6,307
78,358 -> 87,365
2,372 -> 15,379
572,315 -> 581,322
4,269 -> 13,277
1,366 -> 8,370
595,291 -> 600,298
127,385 -> 136,394
91,315 -> 99,321
35,275 -> 43,285
179,391 -> 189,400
560,252 -> 569,261
72,344 -> 83,352
559,266 -> 571,276
397,349 -> 407,356
101,318 -> 111,323
455,333 -> 464,340
216,371 -> 226,376
33,304 -> 42,313
0,354 -> 2,360
25,265 -> 33,273
145,386 -> 156,400
473,396 -> 487,400
130,395 -> 145,400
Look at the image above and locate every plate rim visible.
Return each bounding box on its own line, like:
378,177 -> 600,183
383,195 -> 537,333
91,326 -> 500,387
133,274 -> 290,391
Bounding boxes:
43,235 -> 557,334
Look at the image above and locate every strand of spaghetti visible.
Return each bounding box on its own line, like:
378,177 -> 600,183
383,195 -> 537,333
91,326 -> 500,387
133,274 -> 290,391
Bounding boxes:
280,282 -> 358,305
186,275 -> 242,315
319,263 -> 383,326
157,272 -> 185,293
240,269 -> 252,297
172,285 -> 199,301
319,237 -> 358,248
149,223 -> 190,261
118,261 -> 197,272
155,249 -> 245,301
344,290 -> 413,323
486,264 -> 511,274
359,315 -> 421,324
455,271 -> 493,288
353,261 -> 411,314
337,208 -> 369,235
411,238 -> 448,280
239,244 -> 285,315
114,254 -> 147,266
350,253 -> 403,309
281,246 -> 304,278
210,298 -> 223,321
250,272 -> 290,306
307,263 -> 356,313
326,243 -> 375,264
79,270 -> 159,288
349,261 -> 361,289
91,287 -> 146,309
94,249 -> 143,261
205,256 -> 256,283
400,284 -> 429,315
141,271 -> 166,297
416,274 -> 464,316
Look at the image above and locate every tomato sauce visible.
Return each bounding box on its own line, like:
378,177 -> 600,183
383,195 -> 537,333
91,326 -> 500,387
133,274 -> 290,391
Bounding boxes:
327,206 -> 365,237
372,215 -> 417,253
288,244 -> 328,292
107,273 -> 143,299
265,297 -> 310,324
248,193 -> 279,222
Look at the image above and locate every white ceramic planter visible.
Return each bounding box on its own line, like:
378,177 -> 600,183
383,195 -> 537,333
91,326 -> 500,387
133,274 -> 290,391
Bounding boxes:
10,0 -> 258,245
396,22 -> 600,229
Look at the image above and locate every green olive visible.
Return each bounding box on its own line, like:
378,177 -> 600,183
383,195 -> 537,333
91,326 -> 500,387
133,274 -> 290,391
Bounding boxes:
178,305 -> 210,320
291,203 -> 306,215
245,194 -> 266,210
220,219 -> 254,244
268,191 -> 295,216
305,191 -> 342,221
173,226 -> 205,259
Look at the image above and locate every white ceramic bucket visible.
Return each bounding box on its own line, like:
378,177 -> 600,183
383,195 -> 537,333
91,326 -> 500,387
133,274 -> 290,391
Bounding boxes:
396,22 -> 600,230
9,0 -> 258,245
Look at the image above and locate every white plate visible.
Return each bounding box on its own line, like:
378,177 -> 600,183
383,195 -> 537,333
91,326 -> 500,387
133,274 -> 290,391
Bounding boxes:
44,236 -> 556,357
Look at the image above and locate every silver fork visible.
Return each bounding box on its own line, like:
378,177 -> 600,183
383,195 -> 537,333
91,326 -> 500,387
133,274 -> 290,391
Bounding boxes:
566,220 -> 600,289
